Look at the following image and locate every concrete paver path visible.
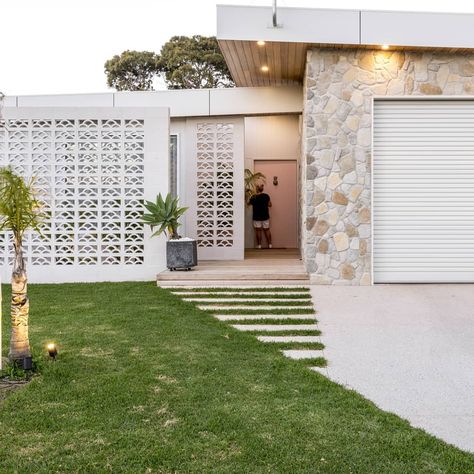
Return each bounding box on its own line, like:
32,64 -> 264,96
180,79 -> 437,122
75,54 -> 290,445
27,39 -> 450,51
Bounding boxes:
312,284 -> 474,453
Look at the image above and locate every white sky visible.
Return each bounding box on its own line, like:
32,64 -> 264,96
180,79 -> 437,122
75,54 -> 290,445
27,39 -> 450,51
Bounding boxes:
2,0 -> 474,96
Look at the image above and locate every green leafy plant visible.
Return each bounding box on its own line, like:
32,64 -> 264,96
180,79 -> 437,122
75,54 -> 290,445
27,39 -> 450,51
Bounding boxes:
1,353 -> 42,380
104,36 -> 234,91
245,168 -> 266,204
0,167 -> 45,365
104,50 -> 160,91
142,193 -> 188,240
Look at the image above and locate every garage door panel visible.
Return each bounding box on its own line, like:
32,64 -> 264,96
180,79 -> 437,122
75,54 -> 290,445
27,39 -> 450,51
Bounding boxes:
374,99 -> 474,283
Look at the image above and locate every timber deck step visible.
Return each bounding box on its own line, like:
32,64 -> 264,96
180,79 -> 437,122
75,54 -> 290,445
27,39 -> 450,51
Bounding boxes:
157,271 -> 309,281
156,250 -> 309,284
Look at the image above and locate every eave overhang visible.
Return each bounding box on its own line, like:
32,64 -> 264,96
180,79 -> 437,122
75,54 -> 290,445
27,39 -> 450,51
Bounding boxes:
217,5 -> 474,87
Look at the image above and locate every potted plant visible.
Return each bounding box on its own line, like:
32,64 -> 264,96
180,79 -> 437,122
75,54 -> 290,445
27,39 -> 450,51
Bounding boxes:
142,193 -> 197,271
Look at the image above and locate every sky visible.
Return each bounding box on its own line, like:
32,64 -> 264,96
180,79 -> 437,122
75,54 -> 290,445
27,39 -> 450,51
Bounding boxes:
2,0 -> 474,96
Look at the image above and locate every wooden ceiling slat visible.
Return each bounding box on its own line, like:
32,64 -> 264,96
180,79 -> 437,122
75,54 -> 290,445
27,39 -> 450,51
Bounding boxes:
280,42 -> 289,84
297,43 -> 307,80
228,40 -> 250,87
265,41 -> 275,85
287,42 -> 297,82
273,41 -> 282,86
218,40 -> 245,86
242,41 -> 258,87
252,41 -> 270,87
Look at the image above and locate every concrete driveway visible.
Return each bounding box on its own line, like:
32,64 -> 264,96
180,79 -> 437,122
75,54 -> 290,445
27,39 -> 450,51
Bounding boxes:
311,284 -> 474,453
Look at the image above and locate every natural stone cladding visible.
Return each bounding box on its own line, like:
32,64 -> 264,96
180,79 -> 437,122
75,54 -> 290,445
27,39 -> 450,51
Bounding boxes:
303,48 -> 474,285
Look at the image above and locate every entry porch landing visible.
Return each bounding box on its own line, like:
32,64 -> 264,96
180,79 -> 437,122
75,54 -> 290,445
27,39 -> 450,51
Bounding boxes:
157,249 -> 309,287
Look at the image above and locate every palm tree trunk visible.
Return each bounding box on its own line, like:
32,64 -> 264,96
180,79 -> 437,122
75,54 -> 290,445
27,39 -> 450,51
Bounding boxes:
9,238 -> 30,363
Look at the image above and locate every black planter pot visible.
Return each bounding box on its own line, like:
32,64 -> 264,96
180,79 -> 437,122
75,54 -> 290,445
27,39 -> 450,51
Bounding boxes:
166,239 -> 198,271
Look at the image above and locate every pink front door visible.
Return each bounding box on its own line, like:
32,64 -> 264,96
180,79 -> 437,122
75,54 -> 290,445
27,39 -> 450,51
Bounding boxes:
254,160 -> 298,248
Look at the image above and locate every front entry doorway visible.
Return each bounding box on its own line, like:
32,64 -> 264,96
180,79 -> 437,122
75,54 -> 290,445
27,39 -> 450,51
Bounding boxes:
253,160 -> 298,249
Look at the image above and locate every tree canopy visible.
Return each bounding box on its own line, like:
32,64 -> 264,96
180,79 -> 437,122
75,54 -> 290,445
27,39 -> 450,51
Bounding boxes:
157,36 -> 233,89
104,50 -> 160,91
104,36 -> 234,91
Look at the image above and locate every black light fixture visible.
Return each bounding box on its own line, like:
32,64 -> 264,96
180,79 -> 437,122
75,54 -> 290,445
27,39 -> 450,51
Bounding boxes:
22,356 -> 33,370
47,343 -> 58,360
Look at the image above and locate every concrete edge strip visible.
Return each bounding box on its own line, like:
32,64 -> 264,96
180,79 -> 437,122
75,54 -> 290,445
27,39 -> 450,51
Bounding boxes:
197,305 -> 314,311
215,314 -> 316,321
232,324 -> 319,331
257,336 -> 322,343
282,349 -> 325,359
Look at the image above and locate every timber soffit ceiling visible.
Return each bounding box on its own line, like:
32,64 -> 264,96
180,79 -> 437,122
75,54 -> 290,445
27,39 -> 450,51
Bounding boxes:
217,5 -> 474,87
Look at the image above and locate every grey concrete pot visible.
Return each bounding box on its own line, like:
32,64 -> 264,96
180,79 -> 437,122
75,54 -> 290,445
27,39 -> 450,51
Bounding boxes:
166,239 -> 198,271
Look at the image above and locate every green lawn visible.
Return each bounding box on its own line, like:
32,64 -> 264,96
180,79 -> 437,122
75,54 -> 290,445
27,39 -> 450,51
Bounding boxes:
0,282 -> 473,473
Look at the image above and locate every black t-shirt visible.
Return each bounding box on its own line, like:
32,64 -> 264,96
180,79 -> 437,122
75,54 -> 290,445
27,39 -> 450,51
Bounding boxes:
249,193 -> 270,221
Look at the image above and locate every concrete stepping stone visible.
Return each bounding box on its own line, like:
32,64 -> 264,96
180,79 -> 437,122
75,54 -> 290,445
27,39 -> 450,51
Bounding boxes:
232,324 -> 319,332
310,366 -> 328,376
198,305 -> 314,311
183,297 -> 311,303
282,349 -> 324,359
172,291 -> 311,296
215,314 -> 316,321
164,284 -> 311,289
257,336 -> 322,343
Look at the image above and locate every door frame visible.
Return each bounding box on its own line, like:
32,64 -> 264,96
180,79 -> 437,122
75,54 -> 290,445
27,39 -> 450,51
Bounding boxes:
250,158 -> 300,250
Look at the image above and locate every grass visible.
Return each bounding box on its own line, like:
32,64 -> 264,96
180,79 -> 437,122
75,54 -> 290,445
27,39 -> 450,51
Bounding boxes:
0,282 -> 473,473
294,357 -> 327,368
244,329 -> 322,336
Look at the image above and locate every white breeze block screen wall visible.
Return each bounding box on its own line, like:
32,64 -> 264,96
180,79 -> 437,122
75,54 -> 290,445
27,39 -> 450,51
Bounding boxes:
185,118 -> 244,260
0,107 -> 169,283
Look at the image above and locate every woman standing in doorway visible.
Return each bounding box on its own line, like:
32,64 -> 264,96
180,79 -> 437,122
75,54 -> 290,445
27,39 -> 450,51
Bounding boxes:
249,184 -> 273,249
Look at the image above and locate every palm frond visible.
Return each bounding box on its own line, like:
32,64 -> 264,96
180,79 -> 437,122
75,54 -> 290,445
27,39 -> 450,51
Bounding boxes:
0,167 -> 45,244
244,168 -> 266,203
141,193 -> 188,239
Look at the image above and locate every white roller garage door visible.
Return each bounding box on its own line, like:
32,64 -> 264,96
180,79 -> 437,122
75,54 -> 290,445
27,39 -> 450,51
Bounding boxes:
373,99 -> 474,283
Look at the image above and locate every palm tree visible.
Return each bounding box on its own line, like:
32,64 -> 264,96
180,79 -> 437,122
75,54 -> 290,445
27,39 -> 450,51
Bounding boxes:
244,169 -> 266,204
0,167 -> 44,365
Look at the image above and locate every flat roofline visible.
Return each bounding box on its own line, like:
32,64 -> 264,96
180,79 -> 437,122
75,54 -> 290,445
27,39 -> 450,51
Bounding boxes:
217,5 -> 474,87
217,5 -> 474,49
218,4 -> 474,17
3,86 -> 303,118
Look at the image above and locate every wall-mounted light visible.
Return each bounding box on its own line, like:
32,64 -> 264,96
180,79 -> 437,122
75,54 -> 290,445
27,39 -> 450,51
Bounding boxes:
257,40 -> 266,46
381,44 -> 390,50
47,343 -> 58,360
261,65 -> 269,72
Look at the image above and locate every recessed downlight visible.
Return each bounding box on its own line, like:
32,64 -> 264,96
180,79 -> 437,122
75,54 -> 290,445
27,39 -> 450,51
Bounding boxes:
381,44 -> 390,50
257,40 -> 266,46
261,65 -> 269,72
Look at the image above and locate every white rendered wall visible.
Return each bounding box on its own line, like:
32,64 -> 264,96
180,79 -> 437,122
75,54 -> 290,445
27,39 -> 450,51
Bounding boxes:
0,107 -> 169,283
6,87 -> 303,118
245,115 -> 300,162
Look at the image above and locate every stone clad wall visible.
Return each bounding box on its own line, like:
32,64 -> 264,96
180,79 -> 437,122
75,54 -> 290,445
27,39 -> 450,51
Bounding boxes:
303,48 -> 474,285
